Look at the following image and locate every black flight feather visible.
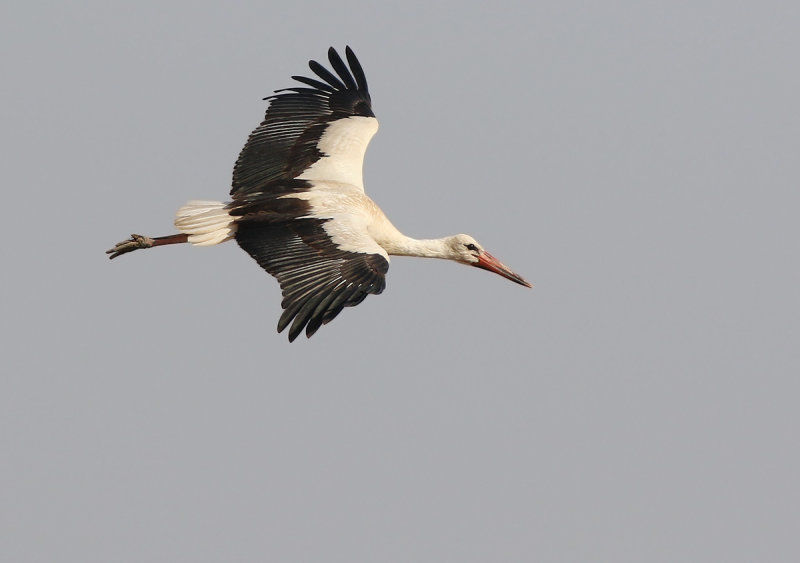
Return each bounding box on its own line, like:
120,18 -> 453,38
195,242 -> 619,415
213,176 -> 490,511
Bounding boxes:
230,46 -> 373,198
235,217 -> 388,342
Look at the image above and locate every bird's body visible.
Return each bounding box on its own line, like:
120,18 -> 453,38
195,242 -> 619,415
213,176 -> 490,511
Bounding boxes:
108,47 -> 531,341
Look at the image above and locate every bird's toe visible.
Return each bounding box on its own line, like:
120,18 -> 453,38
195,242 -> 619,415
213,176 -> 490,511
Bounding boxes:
106,234 -> 154,259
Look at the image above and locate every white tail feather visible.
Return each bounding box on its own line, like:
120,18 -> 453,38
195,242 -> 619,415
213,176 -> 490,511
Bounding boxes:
174,200 -> 237,246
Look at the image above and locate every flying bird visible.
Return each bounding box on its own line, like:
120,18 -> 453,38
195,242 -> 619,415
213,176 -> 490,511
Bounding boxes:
107,46 -> 532,341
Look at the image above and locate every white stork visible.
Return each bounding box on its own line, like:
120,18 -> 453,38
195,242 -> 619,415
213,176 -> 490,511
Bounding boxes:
107,46 -> 532,341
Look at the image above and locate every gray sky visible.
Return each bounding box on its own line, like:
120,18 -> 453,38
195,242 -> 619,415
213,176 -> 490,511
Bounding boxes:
3,1 -> 799,561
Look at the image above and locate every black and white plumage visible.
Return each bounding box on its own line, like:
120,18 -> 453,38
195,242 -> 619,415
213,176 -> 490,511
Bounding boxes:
108,47 -> 531,341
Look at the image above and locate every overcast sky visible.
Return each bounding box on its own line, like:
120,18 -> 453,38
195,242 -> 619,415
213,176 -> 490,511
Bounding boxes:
3,1 -> 799,562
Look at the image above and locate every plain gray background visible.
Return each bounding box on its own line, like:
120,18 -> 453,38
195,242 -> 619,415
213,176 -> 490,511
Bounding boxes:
3,1 -> 799,561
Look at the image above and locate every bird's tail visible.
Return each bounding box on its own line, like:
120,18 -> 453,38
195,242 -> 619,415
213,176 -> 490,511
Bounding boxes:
174,200 -> 237,246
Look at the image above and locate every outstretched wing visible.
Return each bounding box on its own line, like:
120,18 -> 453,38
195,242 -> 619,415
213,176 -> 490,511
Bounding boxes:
231,46 -> 378,198
234,208 -> 389,342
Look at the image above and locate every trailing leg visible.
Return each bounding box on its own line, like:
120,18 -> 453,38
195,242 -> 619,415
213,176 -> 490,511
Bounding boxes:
106,233 -> 189,259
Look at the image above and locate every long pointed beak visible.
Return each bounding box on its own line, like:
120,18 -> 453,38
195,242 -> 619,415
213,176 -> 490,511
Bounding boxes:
475,251 -> 533,288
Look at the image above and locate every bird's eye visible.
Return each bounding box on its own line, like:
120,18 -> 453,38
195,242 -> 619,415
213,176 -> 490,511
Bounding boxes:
465,243 -> 478,251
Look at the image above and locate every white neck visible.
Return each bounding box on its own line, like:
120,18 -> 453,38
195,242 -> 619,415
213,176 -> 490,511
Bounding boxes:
380,234 -> 457,259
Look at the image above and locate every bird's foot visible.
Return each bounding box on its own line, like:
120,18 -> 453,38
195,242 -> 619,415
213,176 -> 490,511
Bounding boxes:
106,234 -> 155,259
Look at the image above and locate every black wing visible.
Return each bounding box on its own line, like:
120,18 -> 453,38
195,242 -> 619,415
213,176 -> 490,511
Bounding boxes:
231,46 -> 374,198
235,214 -> 388,342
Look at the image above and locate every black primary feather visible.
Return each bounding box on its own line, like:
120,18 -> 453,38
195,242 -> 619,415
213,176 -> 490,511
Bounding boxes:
230,46 -> 374,199
235,218 -> 388,341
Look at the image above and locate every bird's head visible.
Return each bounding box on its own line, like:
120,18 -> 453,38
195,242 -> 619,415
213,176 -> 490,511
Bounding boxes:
449,234 -> 532,288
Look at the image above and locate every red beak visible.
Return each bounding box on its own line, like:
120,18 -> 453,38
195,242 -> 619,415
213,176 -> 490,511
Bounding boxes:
475,252 -> 533,288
